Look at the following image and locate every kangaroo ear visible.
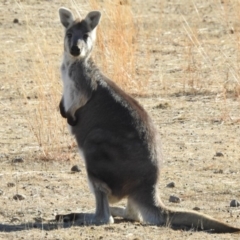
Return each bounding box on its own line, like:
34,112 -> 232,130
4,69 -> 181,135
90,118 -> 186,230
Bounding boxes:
59,7 -> 74,28
85,11 -> 101,30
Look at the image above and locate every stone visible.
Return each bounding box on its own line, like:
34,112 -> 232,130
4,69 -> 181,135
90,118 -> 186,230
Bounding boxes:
230,199 -> 240,207
169,195 -> 180,203
12,157 -> 24,163
193,207 -> 200,211
13,18 -> 19,24
215,152 -> 224,157
166,182 -> 175,188
71,165 -> 81,172
13,194 -> 26,201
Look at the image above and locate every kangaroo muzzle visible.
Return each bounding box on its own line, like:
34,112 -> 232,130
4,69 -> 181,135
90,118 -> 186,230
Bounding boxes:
70,45 -> 80,56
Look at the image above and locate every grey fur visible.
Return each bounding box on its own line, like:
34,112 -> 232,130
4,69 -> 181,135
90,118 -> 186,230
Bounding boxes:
57,7 -> 240,233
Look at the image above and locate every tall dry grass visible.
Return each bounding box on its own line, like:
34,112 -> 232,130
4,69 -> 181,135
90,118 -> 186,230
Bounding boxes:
180,1 -> 240,120
90,0 -> 141,94
20,25 -> 70,161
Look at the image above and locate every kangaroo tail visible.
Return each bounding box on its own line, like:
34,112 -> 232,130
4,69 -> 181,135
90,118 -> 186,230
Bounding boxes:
163,208 -> 240,233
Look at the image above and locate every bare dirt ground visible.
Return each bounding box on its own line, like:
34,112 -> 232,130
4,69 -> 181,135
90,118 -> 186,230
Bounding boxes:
0,0 -> 240,239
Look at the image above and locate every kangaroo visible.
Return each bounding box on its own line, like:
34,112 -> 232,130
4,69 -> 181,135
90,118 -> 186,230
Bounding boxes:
57,7 -> 240,233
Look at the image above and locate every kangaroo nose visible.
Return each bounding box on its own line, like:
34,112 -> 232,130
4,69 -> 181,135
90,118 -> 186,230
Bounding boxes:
70,45 -> 80,56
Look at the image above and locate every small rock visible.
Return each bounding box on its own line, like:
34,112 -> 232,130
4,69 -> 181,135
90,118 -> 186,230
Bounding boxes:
7,182 -> 15,188
0,189 -> 3,195
13,194 -> 26,201
13,18 -> 19,23
193,207 -> 201,211
169,195 -> 180,203
230,199 -> 240,207
215,152 -> 224,157
166,182 -> 175,188
71,165 -> 81,173
13,18 -> 19,24
12,157 -> 24,163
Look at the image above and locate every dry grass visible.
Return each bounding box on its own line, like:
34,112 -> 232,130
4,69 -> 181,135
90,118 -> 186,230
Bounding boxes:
90,0 -> 140,93
19,21 -> 70,161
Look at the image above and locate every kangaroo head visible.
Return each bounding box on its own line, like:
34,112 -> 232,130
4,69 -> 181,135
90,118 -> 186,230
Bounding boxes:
59,7 -> 101,59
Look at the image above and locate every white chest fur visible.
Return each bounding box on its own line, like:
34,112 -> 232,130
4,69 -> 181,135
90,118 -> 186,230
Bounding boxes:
61,65 -> 72,109
61,60 -> 81,117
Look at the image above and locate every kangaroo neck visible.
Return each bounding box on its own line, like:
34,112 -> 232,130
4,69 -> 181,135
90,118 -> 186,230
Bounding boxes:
68,56 -> 98,92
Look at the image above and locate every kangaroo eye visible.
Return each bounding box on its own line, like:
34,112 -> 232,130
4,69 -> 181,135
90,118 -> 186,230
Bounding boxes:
66,32 -> 72,38
83,33 -> 88,41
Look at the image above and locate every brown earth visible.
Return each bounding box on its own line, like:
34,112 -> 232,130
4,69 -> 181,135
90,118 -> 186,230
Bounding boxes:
0,0 -> 240,239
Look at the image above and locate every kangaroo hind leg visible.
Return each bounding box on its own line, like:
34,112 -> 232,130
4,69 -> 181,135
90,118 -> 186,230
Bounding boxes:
110,198 -> 142,222
56,177 -> 113,225
86,176 -> 114,225
92,187 -> 114,224
128,186 -> 166,226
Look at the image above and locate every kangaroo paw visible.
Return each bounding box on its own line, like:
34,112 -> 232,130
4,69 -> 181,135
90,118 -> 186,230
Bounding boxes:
59,98 -> 67,118
67,115 -> 78,126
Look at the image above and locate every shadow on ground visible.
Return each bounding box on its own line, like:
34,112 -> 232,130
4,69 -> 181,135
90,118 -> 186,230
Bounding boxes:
0,213 -> 130,232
